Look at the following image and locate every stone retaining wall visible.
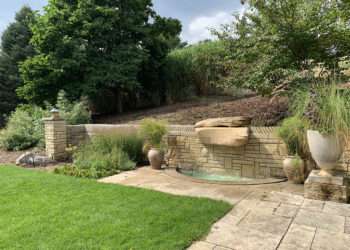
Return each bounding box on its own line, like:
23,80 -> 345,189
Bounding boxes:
44,120 -> 350,178
66,124 -> 138,146
167,126 -> 288,179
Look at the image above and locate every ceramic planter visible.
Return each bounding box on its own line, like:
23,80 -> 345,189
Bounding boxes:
283,156 -> 304,184
307,130 -> 344,176
147,148 -> 164,170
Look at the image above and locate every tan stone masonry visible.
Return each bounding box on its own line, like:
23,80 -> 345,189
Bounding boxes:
43,118 -> 67,161
44,122 -> 350,177
167,126 -> 288,179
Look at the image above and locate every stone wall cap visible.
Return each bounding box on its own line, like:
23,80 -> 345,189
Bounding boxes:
43,117 -> 64,122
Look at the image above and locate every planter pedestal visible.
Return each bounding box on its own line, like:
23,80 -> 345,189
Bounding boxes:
304,170 -> 350,203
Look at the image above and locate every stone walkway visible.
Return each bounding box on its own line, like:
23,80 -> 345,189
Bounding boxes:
100,168 -> 350,250
190,191 -> 350,250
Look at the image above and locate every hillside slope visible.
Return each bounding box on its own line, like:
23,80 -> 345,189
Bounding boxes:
95,95 -> 288,126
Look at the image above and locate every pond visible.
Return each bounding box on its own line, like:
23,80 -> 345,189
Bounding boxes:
176,168 -> 286,185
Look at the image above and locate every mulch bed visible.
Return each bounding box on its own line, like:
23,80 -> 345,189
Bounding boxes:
0,150 -> 24,165
95,95 -> 289,126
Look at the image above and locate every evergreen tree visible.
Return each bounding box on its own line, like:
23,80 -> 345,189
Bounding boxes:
0,6 -> 35,126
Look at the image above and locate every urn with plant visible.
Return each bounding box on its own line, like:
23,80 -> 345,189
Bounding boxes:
300,84 -> 350,176
139,119 -> 168,170
278,116 -> 307,183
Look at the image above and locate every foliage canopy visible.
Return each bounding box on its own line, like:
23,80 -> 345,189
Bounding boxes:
217,0 -> 350,94
19,0 -> 182,105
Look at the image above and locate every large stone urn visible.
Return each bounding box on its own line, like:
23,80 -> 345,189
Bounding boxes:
148,148 -> 164,170
307,130 -> 344,176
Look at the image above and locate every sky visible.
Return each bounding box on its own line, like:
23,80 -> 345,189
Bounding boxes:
0,0 -> 243,44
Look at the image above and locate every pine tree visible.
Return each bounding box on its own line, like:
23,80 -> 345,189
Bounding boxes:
0,6 -> 35,126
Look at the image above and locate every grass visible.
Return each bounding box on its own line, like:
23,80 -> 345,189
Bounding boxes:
0,165 -> 232,250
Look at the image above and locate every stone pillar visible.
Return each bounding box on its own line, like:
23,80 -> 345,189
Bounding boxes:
43,109 -> 67,161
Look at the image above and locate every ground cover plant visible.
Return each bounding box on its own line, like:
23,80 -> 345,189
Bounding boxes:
0,165 -> 231,250
0,91 -> 91,151
55,134 -> 144,178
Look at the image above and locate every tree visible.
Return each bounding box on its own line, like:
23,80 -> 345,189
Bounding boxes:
19,0 -> 181,110
0,6 -> 35,126
217,0 -> 350,95
138,16 -> 182,106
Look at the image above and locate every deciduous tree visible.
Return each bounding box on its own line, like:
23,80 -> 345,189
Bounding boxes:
217,0 -> 350,94
19,0 -> 181,110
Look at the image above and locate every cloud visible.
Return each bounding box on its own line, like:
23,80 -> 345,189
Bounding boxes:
183,11 -> 233,44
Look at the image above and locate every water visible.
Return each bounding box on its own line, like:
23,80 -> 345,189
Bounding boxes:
179,169 -> 254,182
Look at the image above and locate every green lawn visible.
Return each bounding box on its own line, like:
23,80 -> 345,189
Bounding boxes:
0,165 -> 231,250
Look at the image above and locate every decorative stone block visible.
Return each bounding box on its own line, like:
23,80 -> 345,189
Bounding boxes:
43,112 -> 67,161
195,127 -> 249,147
305,170 -> 350,203
194,116 -> 252,128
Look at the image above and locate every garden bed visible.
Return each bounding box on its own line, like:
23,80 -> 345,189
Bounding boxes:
0,165 -> 231,250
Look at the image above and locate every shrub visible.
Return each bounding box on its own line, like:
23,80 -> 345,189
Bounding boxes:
55,134 -> 144,178
277,116 -> 307,157
139,119 -> 168,149
55,90 -> 91,125
0,91 -> 92,151
0,105 -> 48,151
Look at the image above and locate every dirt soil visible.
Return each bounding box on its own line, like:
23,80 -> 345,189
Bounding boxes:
95,95 -> 289,126
0,149 -> 61,172
0,150 -> 24,165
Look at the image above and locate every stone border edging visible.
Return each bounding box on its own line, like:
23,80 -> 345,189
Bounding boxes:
164,168 -> 287,186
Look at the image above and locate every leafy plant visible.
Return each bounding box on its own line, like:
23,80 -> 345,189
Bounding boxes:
0,105 -> 48,150
277,116 -> 307,156
291,156 -> 303,168
73,147 -> 135,178
216,0 -> 350,95
139,119 -> 168,149
55,90 -> 91,125
56,134 -> 144,178
0,90 -> 92,151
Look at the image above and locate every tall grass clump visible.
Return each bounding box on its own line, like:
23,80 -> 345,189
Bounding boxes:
294,83 -> 350,138
139,119 -> 168,149
55,134 -> 144,178
162,41 -> 230,103
277,116 -> 307,157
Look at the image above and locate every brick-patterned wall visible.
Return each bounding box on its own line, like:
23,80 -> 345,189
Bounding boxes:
66,124 -> 139,146
48,123 -> 350,177
167,126 -> 288,179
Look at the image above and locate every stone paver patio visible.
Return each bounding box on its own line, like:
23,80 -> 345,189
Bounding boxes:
100,167 -> 350,250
